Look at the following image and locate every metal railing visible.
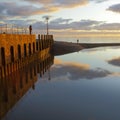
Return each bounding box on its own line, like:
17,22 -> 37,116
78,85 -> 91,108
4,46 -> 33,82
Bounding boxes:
0,24 -> 29,34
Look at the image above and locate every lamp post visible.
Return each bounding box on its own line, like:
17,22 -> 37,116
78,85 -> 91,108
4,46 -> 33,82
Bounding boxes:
43,16 -> 50,35
45,16 -> 49,35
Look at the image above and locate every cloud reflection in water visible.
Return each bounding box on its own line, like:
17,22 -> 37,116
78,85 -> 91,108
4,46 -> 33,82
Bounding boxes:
108,57 -> 120,67
50,58 -> 111,80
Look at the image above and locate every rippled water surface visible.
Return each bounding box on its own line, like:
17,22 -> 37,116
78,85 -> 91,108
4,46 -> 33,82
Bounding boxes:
2,46 -> 120,120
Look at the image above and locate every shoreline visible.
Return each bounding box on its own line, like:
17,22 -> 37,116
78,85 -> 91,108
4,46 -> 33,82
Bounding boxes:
53,41 -> 120,56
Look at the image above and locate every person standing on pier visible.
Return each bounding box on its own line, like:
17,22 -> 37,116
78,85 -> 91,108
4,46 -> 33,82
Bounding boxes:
29,25 -> 32,34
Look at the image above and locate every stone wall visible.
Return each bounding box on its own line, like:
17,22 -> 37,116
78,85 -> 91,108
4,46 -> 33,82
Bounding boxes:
0,33 -> 54,78
0,34 -> 54,66
0,34 -> 35,65
0,33 -> 54,119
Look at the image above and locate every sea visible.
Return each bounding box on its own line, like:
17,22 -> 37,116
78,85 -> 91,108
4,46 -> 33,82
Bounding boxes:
1,37 -> 120,120
56,36 -> 120,43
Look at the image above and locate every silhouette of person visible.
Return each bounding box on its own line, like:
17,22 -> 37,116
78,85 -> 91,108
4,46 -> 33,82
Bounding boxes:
29,25 -> 32,35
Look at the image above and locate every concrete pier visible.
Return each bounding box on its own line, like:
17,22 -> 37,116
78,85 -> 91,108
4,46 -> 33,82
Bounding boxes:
0,33 -> 54,119
0,34 -> 54,78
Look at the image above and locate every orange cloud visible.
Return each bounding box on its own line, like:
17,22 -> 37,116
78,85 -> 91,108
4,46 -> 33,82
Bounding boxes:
54,58 -> 90,70
54,58 -> 63,64
65,62 -> 90,70
22,0 -> 88,10
52,58 -> 111,80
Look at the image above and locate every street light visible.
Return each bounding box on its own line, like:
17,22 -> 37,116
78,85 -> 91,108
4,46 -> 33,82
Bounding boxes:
43,16 -> 51,35
46,16 -> 49,35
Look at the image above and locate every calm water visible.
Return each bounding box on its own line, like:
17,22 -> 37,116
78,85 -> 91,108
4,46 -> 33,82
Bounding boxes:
56,37 -> 120,43
2,45 -> 120,120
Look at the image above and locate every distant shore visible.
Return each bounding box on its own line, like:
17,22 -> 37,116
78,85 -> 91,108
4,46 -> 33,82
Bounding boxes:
53,41 -> 120,56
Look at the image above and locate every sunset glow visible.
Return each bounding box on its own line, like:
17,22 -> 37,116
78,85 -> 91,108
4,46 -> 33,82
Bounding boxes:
0,0 -> 120,39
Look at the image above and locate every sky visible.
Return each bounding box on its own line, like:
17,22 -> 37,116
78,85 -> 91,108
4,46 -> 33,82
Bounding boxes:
0,0 -> 120,39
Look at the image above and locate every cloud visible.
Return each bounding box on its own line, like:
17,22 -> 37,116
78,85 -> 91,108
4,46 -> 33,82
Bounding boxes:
53,0 -> 88,8
32,18 -> 103,30
0,15 -> 8,20
0,2 -> 33,17
107,4 -> 120,13
0,0 -> 112,20
70,19 -> 102,30
2,0 -> 87,19
6,20 -> 31,26
32,18 -> 120,31
94,23 -> 120,30
90,0 -> 109,3
52,59 -> 111,80
0,1 -> 60,19
108,57 -> 120,67
51,18 -> 72,24
22,0 -> 109,6
22,0 -> 88,8
3,18 -> 120,34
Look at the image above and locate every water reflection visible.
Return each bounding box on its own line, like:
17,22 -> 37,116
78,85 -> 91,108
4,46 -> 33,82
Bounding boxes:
0,52 -> 54,119
50,46 -> 120,81
1,46 -> 120,120
108,57 -> 120,67
51,59 -> 111,80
